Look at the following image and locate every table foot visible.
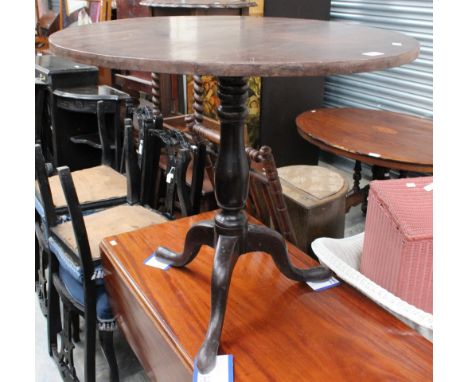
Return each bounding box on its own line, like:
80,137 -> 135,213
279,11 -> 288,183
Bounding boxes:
246,224 -> 331,282
155,220 -> 215,267
196,235 -> 240,374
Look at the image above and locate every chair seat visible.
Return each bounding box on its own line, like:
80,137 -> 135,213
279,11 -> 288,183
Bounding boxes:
59,264 -> 115,326
47,165 -> 127,209
50,204 -> 168,280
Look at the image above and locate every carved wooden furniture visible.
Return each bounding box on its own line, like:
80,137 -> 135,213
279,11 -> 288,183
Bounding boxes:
100,210 -> 432,381
134,106 -> 206,216
35,105 -> 127,314
277,165 -> 348,253
34,113 -> 161,323
296,108 -> 433,213
245,146 -> 298,245
37,120 -> 169,382
49,15 -> 419,373
35,55 -> 99,162
51,85 -> 131,171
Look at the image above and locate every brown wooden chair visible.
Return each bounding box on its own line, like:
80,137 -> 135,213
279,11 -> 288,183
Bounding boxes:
245,146 -> 298,246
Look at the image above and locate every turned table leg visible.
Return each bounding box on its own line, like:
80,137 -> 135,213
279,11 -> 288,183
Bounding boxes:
156,76 -> 331,374
151,72 -> 161,116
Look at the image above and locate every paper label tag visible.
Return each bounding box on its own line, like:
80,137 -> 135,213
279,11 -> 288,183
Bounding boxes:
166,167 -> 176,184
144,253 -> 170,271
424,183 -> 433,191
406,182 -> 416,188
307,277 -> 340,292
362,51 -> 384,57
193,355 -> 233,382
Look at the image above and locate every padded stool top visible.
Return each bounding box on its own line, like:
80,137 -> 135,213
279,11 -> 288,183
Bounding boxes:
278,165 -> 348,208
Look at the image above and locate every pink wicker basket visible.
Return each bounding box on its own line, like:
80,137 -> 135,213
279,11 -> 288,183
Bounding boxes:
360,177 -> 433,313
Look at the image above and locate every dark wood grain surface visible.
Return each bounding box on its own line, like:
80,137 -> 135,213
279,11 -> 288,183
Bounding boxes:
140,0 -> 256,8
49,16 -> 419,76
101,211 -> 432,381
297,108 -> 433,173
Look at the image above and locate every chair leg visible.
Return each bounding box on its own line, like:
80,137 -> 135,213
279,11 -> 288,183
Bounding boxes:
71,311 -> 81,343
58,301 -> 79,381
84,311 -> 97,382
99,330 -> 119,382
47,257 -> 61,357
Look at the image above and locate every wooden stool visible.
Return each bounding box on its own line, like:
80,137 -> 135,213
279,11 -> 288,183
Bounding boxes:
277,165 -> 348,253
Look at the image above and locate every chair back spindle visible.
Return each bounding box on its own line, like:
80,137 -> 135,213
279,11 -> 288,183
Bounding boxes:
246,146 -> 298,246
56,166 -> 95,285
35,144 -> 58,228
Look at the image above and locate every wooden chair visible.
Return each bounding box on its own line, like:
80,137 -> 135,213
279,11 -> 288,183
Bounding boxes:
35,100 -> 133,313
245,146 -> 298,246
133,106 -> 208,217
37,118 -> 168,381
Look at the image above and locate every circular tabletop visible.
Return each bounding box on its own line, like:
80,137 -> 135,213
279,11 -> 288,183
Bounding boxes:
49,16 -> 419,77
140,0 -> 257,9
296,108 -> 433,172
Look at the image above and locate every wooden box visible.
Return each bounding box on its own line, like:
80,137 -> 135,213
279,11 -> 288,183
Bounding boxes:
277,165 -> 348,253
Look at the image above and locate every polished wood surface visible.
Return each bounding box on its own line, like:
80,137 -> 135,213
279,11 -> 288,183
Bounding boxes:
140,0 -> 256,8
49,16 -> 418,76
101,211 -> 432,381
297,108 -> 433,173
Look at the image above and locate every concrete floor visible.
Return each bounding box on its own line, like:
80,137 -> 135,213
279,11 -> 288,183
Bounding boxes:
35,161 -> 366,381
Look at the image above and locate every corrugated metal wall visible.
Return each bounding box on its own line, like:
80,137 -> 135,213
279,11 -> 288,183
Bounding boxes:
50,0 -> 60,12
323,0 -> 433,119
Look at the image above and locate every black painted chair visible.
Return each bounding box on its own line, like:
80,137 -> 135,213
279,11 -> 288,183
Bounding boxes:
35,100 -> 132,316
37,118 -> 168,381
134,106 -> 207,218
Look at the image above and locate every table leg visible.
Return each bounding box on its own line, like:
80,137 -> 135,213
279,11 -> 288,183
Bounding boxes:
151,72 -> 161,116
399,170 -> 408,178
185,75 -> 216,189
362,165 -> 388,215
156,76 -> 331,374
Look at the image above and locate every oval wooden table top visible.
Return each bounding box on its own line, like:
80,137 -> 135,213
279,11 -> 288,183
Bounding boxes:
49,16 -> 419,77
100,211 -> 432,381
140,0 -> 257,9
297,108 -> 433,173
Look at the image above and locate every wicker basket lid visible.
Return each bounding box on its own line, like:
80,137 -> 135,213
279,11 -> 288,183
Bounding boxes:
369,176 -> 433,240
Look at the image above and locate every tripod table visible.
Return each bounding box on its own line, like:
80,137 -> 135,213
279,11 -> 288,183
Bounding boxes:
50,16 -> 419,373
